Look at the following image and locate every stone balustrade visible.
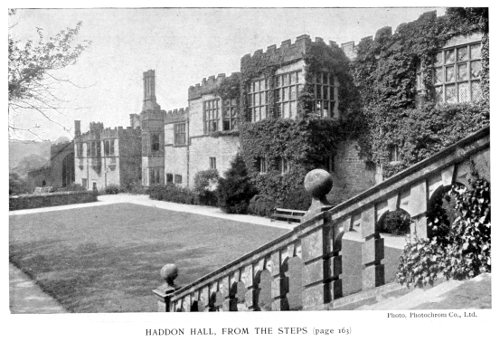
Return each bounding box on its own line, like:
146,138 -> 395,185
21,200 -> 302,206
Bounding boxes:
153,126 -> 489,311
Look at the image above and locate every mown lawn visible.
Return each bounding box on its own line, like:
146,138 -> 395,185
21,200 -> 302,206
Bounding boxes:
9,203 -> 288,313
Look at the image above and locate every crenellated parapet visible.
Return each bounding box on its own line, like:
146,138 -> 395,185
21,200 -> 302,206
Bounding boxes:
165,107 -> 189,124
240,34 -> 312,73
188,72 -> 240,100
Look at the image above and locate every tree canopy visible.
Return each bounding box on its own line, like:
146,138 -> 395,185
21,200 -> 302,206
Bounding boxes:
8,11 -> 91,134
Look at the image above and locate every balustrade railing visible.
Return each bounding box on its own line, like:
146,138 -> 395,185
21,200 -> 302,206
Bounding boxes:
153,126 -> 489,311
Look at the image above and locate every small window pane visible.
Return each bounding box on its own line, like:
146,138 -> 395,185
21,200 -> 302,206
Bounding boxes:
471,81 -> 482,102
283,103 -> 290,117
470,44 -> 481,59
290,102 -> 297,117
445,66 -> 455,82
458,82 -> 470,103
445,85 -> 457,103
457,47 -> 468,61
435,86 -> 443,103
457,63 -> 468,81
323,86 -> 329,99
323,73 -> 328,84
329,74 -> 335,85
290,86 -> 297,100
434,67 -> 443,84
445,49 -> 456,64
434,51 -> 443,66
470,61 -> 481,78
283,74 -> 289,86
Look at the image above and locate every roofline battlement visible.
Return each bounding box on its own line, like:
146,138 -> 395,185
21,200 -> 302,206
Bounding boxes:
188,72 -> 240,100
166,107 -> 189,124
241,34 -> 313,66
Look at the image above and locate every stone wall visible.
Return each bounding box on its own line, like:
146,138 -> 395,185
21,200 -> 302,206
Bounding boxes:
118,128 -> 142,187
188,136 -> 240,187
164,143 -> 188,187
329,140 -> 377,204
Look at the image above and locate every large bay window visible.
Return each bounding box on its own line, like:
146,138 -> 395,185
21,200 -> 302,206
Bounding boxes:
204,99 -> 220,133
275,71 -> 301,119
223,99 -> 238,131
433,40 -> 482,104
248,78 -> 270,122
174,123 -> 186,145
311,72 -> 338,118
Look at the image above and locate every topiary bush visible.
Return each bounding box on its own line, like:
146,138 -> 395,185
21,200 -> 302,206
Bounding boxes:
193,169 -> 220,206
217,154 -> 257,214
397,177 -> 490,288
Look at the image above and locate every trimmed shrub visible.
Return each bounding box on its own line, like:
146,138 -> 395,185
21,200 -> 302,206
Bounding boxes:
9,191 -> 97,211
104,184 -> 122,194
281,188 -> 311,211
248,195 -> 277,217
58,183 -> 86,192
123,180 -> 147,194
378,210 -> 411,235
217,154 -> 257,214
9,173 -> 31,195
149,184 -> 197,205
193,169 -> 219,206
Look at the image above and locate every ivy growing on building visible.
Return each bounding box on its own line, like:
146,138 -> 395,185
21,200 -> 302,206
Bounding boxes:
239,118 -> 346,204
238,40 -> 362,205
353,8 -> 489,177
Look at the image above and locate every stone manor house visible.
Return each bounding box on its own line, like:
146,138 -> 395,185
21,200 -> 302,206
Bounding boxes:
71,11 -> 486,195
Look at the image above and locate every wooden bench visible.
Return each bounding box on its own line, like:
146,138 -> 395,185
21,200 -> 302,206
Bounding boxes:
271,208 -> 306,223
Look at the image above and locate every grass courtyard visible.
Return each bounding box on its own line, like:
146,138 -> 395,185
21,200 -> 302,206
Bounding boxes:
9,203 -> 288,313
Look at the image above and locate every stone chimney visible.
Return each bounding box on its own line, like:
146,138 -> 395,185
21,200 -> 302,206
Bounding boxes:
74,120 -> 81,137
142,69 -> 159,111
130,114 -> 141,129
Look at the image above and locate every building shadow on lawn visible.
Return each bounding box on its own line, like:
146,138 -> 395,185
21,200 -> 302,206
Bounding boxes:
9,240 -> 216,313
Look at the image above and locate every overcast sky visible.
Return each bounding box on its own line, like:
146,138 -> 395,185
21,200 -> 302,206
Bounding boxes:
8,7 -> 447,141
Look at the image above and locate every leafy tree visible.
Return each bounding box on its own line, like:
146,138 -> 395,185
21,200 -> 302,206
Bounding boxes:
8,10 -> 91,135
193,169 -> 220,206
217,154 -> 257,214
9,172 -> 31,195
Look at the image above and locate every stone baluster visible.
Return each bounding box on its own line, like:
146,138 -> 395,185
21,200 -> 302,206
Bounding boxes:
153,264 -> 179,312
360,205 -> 385,290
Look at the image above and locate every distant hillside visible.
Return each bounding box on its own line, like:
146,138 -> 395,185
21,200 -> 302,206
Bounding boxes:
9,140 -> 51,174
11,154 -> 50,179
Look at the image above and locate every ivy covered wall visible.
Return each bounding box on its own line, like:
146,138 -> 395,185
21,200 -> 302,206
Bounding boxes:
187,8 -> 490,209
352,8 -> 489,177
238,38 -> 364,204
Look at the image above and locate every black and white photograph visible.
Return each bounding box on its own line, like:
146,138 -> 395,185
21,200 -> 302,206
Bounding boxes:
4,2 -> 496,341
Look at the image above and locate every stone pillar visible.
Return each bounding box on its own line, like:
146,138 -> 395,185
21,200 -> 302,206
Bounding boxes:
300,169 -> 338,309
360,205 -> 385,290
408,180 -> 428,239
152,263 -> 180,312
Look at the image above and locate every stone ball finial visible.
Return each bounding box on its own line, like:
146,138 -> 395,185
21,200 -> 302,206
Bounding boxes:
160,264 -> 178,286
304,169 -> 333,199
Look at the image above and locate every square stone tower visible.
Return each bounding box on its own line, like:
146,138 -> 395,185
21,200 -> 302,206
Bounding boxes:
140,70 -> 166,186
